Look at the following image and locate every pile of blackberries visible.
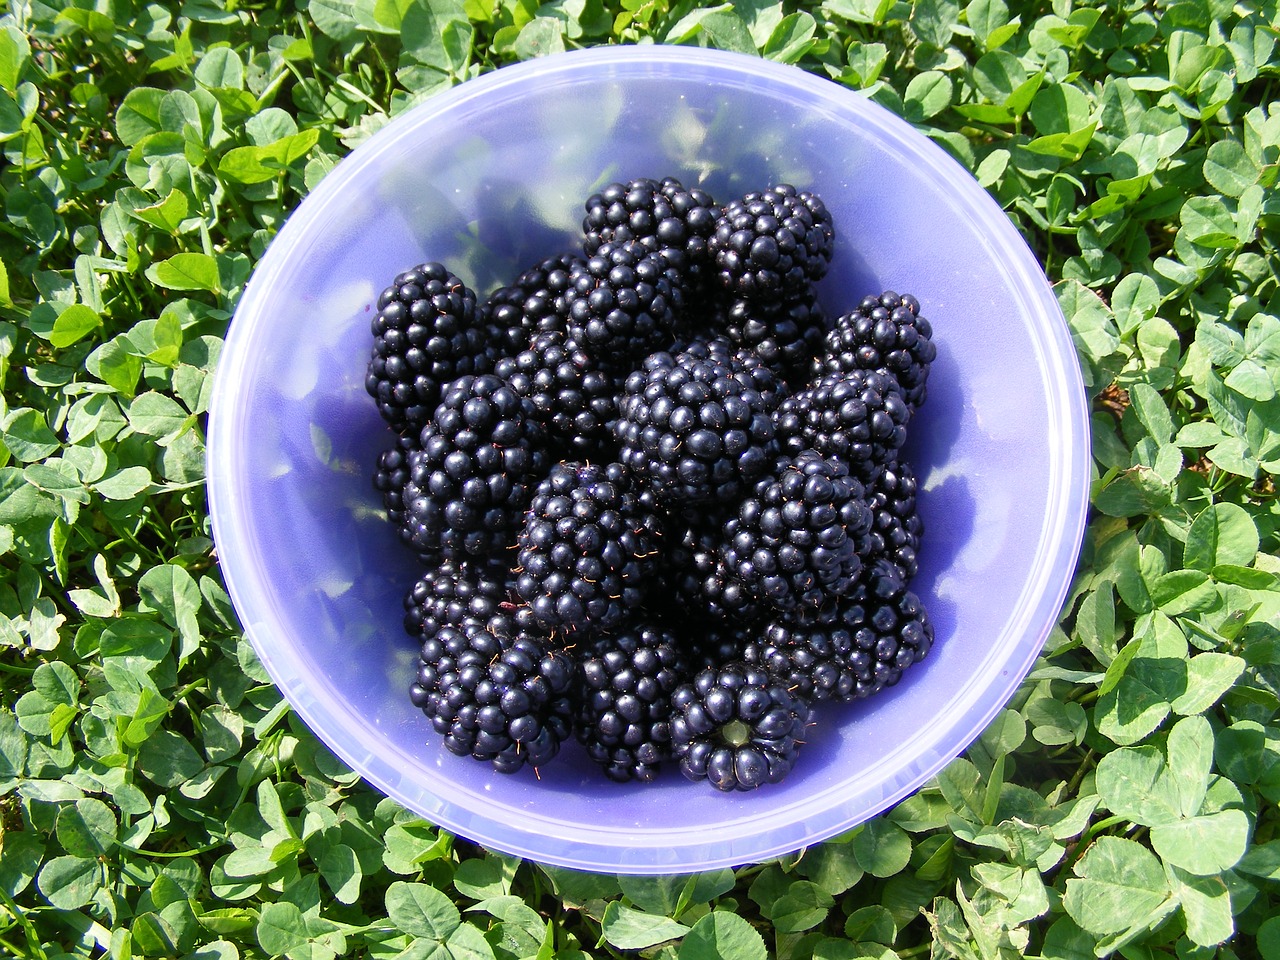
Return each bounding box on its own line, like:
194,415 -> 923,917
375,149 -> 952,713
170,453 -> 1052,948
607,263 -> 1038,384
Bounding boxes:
368,176 -> 937,791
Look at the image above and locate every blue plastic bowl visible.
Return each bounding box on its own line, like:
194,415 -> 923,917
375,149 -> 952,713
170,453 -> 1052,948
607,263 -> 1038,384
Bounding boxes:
207,45 -> 1090,874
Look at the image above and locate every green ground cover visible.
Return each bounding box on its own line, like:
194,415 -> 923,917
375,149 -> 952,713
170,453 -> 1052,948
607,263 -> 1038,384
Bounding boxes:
1,0 -> 1278,957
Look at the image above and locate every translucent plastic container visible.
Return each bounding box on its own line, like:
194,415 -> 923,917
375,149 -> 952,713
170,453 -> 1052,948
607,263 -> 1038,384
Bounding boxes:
207,45 -> 1090,874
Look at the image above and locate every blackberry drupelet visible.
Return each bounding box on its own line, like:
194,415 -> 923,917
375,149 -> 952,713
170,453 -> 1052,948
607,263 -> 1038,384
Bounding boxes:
709,184 -> 834,302
409,617 -> 574,773
574,621 -> 689,782
402,559 -> 511,642
373,432 -> 418,528
366,262 -> 489,436
816,291 -> 936,410
400,374 -> 549,561
722,451 -> 873,615
670,661 -> 811,791
481,251 -> 582,347
773,369 -> 910,483
563,240 -> 683,366
859,459 -> 923,584
582,177 -> 719,275
615,344 -> 781,506
515,462 -> 660,634
494,330 -> 620,461
716,287 -> 828,381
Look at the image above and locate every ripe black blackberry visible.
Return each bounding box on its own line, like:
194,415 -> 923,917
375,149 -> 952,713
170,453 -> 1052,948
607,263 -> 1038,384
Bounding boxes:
582,176 -> 718,277
773,369 -> 910,483
409,617 -> 574,773
841,588 -> 934,701
670,661 -> 811,791
716,287 -> 828,381
563,240 -> 683,366
744,602 -> 862,703
615,344 -> 781,506
402,559 -> 511,642
660,516 -> 763,626
859,459 -> 923,584
493,330 -> 620,461
481,252 -> 582,347
722,451 -> 873,615
366,262 -> 489,436
373,432 -> 419,528
815,291 -> 936,410
400,374 -> 549,561
514,462 -> 660,634
709,184 -> 834,302
574,621 -> 689,782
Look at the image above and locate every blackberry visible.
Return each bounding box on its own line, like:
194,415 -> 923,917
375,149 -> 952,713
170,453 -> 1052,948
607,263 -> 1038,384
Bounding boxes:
574,622 -> 689,782
661,516 -> 763,625
670,662 -> 811,791
773,370 -> 910,483
515,462 -> 660,634
815,291 -> 936,410
716,287 -> 828,381
744,603 -> 861,703
373,432 -> 418,528
494,330 -> 620,460
401,374 -> 549,561
682,620 -> 754,673
615,344 -> 781,505
409,618 -> 574,773
709,185 -> 834,302
402,559 -> 510,642
563,240 -> 682,366
841,588 -> 934,701
481,252 -> 582,347
722,451 -> 872,615
366,262 -> 488,436
582,176 -> 718,277
859,460 -> 923,583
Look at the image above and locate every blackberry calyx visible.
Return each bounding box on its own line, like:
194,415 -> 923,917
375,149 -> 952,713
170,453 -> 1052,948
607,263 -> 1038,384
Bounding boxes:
366,262 -> 488,436
515,462 -> 661,635
670,662 -> 811,791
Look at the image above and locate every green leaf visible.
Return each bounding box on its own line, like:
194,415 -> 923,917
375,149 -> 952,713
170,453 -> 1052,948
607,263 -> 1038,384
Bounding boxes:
94,465 -> 153,500
1171,653 -> 1245,715
256,900 -> 309,957
852,819 -> 912,877
49,303 -> 103,348
770,880 -> 834,932
385,881 -> 461,939
1150,809 -> 1250,875
904,71 -> 952,121
1062,836 -> 1172,935
1204,138 -> 1258,197
678,911 -> 768,960
146,253 -> 221,293
55,798 -> 118,858
1,408 -> 60,463
1185,502 -> 1259,571
36,855 -> 102,910
1168,866 -> 1236,947
601,902 -> 690,949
